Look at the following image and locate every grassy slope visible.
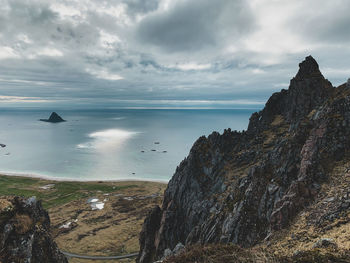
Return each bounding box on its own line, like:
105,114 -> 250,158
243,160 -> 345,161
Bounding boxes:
0,175 -> 166,263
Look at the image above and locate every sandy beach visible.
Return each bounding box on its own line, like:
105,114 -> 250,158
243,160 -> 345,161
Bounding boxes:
0,171 -> 169,184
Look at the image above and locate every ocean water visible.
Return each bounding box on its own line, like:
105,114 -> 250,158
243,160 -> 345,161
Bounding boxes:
0,109 -> 257,182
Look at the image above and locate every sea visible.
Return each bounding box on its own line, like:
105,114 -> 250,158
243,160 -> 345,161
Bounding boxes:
0,109 -> 258,182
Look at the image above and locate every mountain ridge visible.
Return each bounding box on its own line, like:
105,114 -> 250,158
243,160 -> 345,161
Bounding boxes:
137,56 -> 350,262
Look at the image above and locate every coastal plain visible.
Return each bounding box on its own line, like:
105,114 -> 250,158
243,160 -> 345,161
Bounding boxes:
0,174 -> 166,263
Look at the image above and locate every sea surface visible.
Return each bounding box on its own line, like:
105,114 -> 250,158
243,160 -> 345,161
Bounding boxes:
0,109 -> 257,182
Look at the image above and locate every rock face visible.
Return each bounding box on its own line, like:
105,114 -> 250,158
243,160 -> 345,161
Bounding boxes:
40,112 -> 66,123
137,56 -> 350,262
0,196 -> 68,263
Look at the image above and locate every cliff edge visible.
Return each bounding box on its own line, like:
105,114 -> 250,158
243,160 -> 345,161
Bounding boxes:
137,56 -> 350,262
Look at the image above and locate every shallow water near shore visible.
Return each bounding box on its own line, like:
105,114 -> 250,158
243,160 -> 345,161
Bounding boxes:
0,109 -> 256,181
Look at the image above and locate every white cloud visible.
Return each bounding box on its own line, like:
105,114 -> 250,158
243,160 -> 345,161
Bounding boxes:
17,34 -> 32,44
0,78 -> 51,86
36,48 -> 63,57
173,63 -> 211,71
251,68 -> 265,74
0,95 -> 51,103
99,30 -> 121,49
0,47 -> 18,59
86,68 -> 124,81
50,3 -> 82,19
273,83 -> 289,88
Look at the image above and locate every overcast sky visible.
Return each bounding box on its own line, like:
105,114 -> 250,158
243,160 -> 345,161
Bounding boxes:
0,0 -> 350,108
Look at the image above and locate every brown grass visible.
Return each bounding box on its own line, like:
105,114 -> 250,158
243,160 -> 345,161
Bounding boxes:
48,181 -> 166,260
271,115 -> 284,126
163,244 -> 278,263
163,244 -> 350,263
0,198 -> 12,212
13,214 -> 33,234
255,158 -> 350,260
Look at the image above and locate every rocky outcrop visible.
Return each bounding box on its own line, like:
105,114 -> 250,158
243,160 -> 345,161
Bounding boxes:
40,112 -> 66,123
0,196 -> 68,263
137,206 -> 162,263
137,56 -> 350,262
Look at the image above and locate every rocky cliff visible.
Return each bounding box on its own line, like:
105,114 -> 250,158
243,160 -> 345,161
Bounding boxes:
0,196 -> 68,263
138,56 -> 350,262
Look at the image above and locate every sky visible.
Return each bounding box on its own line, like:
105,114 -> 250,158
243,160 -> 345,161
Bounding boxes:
0,0 -> 350,109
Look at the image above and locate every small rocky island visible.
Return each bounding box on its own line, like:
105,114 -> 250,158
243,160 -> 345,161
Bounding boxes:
40,112 -> 66,123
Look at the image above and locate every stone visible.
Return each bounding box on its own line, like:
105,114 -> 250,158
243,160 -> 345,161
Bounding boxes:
163,249 -> 172,258
312,238 -> 337,249
173,242 -> 185,255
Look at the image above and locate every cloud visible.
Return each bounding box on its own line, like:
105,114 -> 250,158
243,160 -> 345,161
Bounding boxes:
0,95 -> 52,103
0,0 -> 349,109
124,0 -> 160,16
136,0 -> 255,53
86,68 -> 124,81
286,0 -> 350,43
174,63 -> 211,71
36,48 -> 64,57
0,47 -> 18,59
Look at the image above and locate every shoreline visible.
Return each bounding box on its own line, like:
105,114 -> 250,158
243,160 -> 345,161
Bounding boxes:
0,171 -> 169,184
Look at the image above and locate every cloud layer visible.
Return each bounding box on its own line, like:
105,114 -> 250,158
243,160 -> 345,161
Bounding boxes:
0,0 -> 350,108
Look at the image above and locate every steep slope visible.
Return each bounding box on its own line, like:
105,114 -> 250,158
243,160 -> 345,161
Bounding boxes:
137,56 -> 350,262
0,196 -> 68,263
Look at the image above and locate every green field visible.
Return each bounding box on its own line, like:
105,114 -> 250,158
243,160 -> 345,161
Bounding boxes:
0,175 -> 137,208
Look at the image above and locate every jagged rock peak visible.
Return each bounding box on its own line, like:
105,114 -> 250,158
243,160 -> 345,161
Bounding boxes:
249,56 -> 334,128
294,55 -> 323,80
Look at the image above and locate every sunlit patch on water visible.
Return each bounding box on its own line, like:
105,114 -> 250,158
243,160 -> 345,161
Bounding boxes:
77,129 -> 139,150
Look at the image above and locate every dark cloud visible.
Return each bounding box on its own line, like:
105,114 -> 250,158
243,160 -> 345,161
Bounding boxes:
136,0 -> 255,52
8,0 -> 57,24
